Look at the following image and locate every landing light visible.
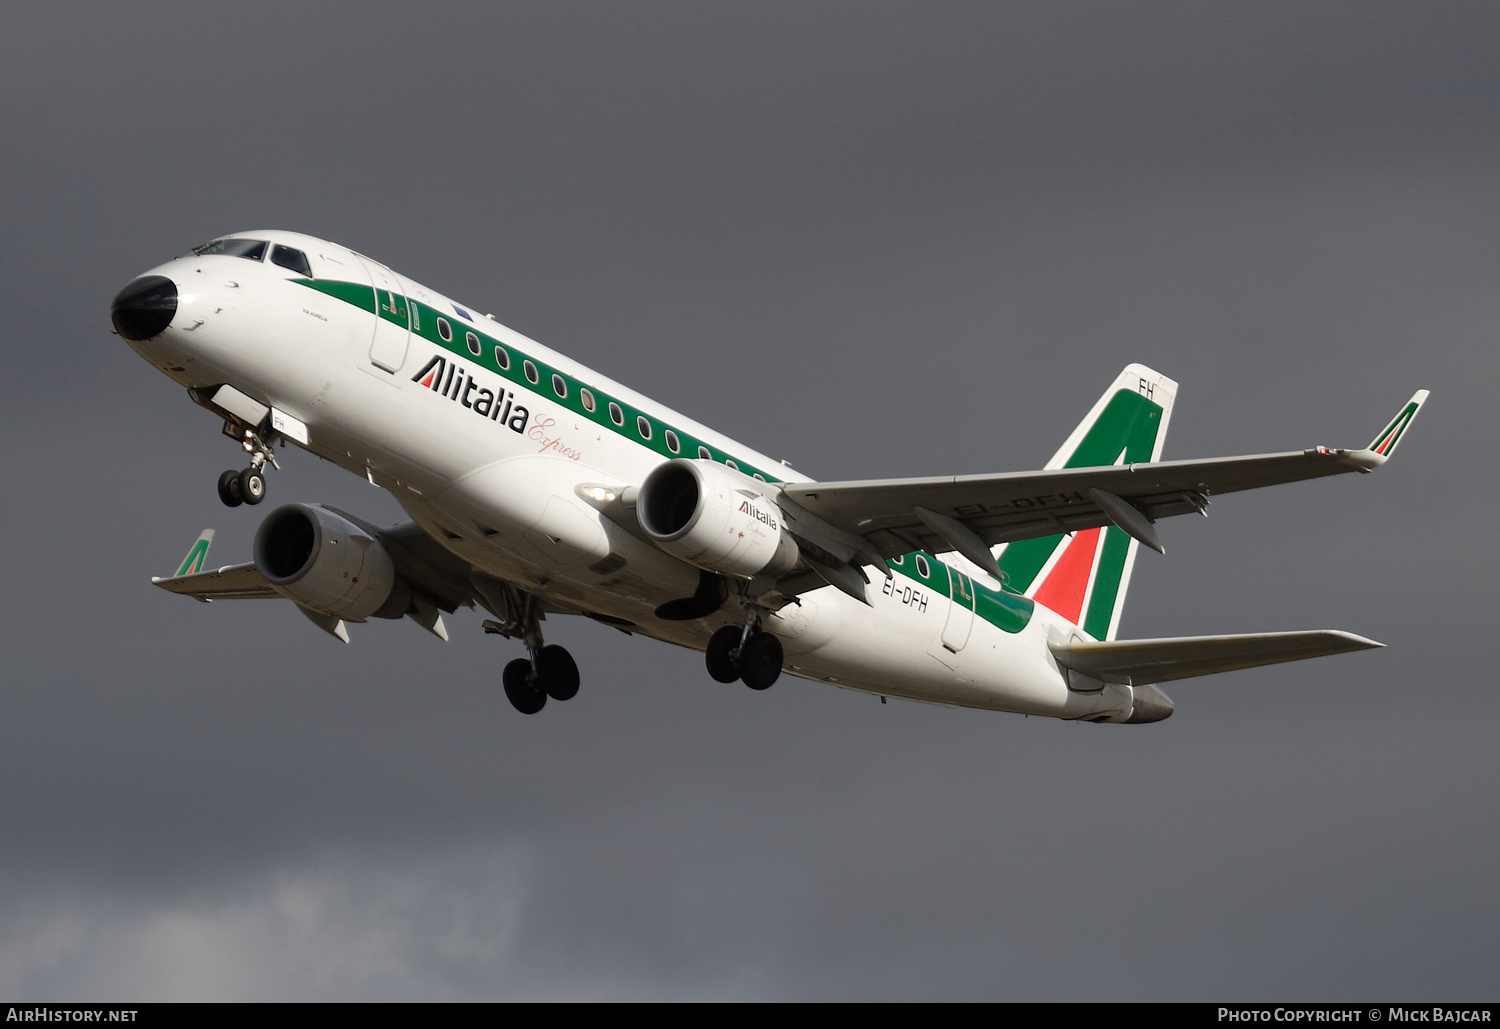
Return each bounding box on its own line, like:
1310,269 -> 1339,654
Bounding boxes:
586,487 -> 615,503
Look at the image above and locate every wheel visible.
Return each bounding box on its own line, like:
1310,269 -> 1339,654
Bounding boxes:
217,469 -> 243,508
238,467 -> 267,505
706,625 -> 743,683
503,658 -> 547,714
535,645 -> 580,701
738,631 -> 783,690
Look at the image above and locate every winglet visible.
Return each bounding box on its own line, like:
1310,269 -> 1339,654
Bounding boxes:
1364,390 -> 1429,463
173,530 -> 215,577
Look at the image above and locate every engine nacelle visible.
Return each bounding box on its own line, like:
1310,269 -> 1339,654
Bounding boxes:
253,504 -> 410,620
637,460 -> 800,579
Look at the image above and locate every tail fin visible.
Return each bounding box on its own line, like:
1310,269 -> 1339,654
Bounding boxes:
996,364 -> 1177,640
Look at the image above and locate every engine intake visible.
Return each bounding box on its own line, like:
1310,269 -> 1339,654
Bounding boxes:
637,460 -> 800,580
253,504 -> 411,619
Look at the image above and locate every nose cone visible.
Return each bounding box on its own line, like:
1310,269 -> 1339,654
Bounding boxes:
111,275 -> 178,341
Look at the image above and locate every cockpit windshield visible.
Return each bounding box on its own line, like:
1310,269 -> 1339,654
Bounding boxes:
192,238 -> 268,261
270,244 -> 312,277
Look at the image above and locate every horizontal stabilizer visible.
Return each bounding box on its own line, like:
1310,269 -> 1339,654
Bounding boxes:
1051,630 -> 1383,685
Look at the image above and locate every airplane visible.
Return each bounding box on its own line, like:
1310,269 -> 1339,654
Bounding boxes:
111,230 -> 1427,723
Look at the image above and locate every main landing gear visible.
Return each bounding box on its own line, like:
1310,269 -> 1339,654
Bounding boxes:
216,426 -> 279,508
482,586 -> 580,715
706,620 -> 784,691
499,645 -> 580,715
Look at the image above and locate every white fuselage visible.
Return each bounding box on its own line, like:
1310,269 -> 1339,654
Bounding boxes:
123,230 -> 1137,722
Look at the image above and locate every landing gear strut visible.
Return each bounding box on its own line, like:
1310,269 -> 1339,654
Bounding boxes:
481,584 -> 580,715
216,425 -> 279,508
705,618 -> 784,690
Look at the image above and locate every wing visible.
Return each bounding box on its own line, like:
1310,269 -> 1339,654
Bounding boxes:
150,508 -> 601,647
778,391 -> 1428,582
153,561 -> 280,601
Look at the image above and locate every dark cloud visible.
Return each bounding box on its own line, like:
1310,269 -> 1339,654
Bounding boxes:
0,1 -> 1492,999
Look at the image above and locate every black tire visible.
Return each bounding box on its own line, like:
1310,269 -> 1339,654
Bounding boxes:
238,468 -> 267,505
706,625 -> 743,683
535,645 -> 580,701
217,469 -> 243,508
503,658 -> 546,714
739,632 -> 783,690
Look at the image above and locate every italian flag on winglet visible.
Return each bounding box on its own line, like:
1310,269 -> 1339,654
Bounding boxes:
174,530 -> 215,578
995,364 -> 1177,642
1368,391 -> 1428,457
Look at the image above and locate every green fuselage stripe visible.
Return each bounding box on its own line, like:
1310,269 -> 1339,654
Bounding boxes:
889,553 -> 1033,633
298,278 -> 1034,634
298,278 -> 779,481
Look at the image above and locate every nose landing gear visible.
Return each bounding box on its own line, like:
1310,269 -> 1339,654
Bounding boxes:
216,465 -> 267,507
215,426 -> 279,508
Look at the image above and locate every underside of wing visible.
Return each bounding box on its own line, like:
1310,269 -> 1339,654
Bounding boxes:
152,562 -> 280,601
1051,630 -> 1384,685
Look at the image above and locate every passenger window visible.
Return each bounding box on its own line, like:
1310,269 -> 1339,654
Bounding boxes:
465,331 -> 481,356
437,317 -> 452,343
725,460 -> 738,471
665,430 -> 680,454
552,374 -> 567,398
698,446 -> 711,460
915,555 -> 930,578
524,360 -> 539,385
494,345 -> 510,370
637,416 -> 652,440
581,388 -> 596,413
609,402 -> 624,426
270,245 -> 312,277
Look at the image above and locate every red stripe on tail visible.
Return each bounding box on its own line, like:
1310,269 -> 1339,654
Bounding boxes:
1031,528 -> 1102,625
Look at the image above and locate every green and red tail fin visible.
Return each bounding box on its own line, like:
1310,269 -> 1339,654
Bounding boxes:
996,364 -> 1177,641
1365,390 -> 1429,461
174,530 -> 215,577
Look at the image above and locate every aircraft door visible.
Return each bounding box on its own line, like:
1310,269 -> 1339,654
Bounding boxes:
358,258 -> 411,373
940,565 -> 976,653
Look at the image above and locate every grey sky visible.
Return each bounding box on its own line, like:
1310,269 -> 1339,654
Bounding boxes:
0,1 -> 1493,999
